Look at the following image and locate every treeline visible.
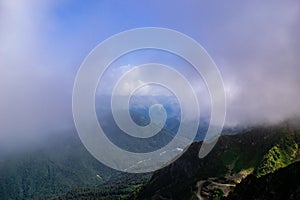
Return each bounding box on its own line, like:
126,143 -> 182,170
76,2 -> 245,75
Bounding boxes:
53,184 -> 143,200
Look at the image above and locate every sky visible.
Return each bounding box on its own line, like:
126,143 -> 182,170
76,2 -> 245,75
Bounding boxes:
0,0 -> 299,149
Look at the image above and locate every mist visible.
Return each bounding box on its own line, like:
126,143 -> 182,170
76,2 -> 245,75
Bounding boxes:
216,1 -> 300,126
0,0 -> 299,151
0,1 -> 74,150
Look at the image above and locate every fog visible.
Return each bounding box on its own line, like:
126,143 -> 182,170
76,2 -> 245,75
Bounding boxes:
217,2 -> 300,125
0,0 -> 299,151
0,1 -> 74,149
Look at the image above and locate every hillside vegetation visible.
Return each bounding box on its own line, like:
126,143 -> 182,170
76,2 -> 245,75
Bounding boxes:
137,123 -> 300,200
0,132 -> 150,199
1,123 -> 299,199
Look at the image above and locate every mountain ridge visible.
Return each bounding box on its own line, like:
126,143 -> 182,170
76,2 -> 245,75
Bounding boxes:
136,123 -> 300,200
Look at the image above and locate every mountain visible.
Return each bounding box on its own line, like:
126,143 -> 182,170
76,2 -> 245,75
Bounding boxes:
1,115 -> 299,199
136,123 -> 300,200
96,94 -> 211,143
0,99 -> 206,199
226,161 -> 300,200
0,130 -> 151,199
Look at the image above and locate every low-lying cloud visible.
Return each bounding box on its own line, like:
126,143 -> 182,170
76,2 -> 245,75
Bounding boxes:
0,0 -> 299,151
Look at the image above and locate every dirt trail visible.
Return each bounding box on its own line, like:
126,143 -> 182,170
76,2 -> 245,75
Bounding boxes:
195,180 -> 206,200
210,181 -> 235,187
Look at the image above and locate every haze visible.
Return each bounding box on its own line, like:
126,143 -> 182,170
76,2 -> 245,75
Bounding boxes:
0,0 -> 299,150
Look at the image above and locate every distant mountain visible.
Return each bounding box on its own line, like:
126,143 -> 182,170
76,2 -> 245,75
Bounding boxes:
96,94 -> 211,143
136,123 -> 300,200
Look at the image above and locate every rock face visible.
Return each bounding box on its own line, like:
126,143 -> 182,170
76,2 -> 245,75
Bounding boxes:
136,125 -> 300,200
226,161 -> 300,200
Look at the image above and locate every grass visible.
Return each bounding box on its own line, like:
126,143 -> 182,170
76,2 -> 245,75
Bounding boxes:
254,135 -> 298,177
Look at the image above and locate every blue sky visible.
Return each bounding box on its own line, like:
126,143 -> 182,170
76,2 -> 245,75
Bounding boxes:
0,0 -> 299,148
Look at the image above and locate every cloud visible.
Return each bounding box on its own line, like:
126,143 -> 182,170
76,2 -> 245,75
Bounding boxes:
0,0 -> 73,148
0,0 -> 299,151
215,1 -> 300,125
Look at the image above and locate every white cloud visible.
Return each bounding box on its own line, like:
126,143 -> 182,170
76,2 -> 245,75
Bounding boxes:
0,0 -> 73,148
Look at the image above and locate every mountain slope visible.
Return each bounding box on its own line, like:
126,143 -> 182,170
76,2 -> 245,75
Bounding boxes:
226,161 -> 300,200
2,122 -> 299,199
136,124 -> 300,200
0,130 -> 150,199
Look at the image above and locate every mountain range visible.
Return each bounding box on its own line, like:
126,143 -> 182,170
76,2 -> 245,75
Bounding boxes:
1,119 -> 299,199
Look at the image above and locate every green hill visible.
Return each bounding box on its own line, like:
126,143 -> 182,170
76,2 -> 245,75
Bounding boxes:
226,161 -> 300,200
0,131 -> 150,199
136,123 -> 300,200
